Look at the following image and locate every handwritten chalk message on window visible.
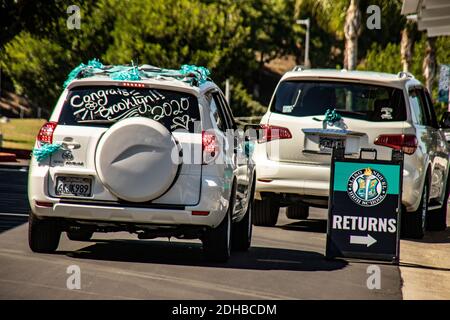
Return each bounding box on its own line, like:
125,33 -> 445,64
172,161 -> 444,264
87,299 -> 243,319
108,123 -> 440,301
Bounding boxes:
60,86 -> 200,132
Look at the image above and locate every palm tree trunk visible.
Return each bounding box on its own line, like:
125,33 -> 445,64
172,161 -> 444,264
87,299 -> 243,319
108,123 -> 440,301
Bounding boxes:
344,0 -> 362,70
423,37 -> 436,94
400,21 -> 414,73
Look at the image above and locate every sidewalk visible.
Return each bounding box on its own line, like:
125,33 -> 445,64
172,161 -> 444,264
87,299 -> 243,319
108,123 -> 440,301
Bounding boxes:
400,211 -> 450,299
0,147 -> 30,167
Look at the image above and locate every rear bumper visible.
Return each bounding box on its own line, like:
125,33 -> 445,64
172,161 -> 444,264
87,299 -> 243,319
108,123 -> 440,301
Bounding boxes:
29,174 -> 229,228
255,157 -> 423,212
34,203 -> 221,226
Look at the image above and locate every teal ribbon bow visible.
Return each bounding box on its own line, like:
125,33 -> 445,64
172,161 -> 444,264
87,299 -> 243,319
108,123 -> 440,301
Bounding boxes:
323,109 -> 342,126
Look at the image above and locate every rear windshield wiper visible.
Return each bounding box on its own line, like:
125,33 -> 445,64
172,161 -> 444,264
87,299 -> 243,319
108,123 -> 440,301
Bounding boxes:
77,120 -> 115,124
334,109 -> 366,116
312,109 -> 365,122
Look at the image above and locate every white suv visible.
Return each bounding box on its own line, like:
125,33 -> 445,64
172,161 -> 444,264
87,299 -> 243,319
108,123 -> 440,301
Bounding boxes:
28,65 -> 255,262
253,68 -> 449,239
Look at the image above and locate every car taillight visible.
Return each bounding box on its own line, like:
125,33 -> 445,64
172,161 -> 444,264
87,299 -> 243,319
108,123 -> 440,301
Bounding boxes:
37,122 -> 58,144
202,130 -> 219,164
258,124 -> 292,143
374,134 -> 418,155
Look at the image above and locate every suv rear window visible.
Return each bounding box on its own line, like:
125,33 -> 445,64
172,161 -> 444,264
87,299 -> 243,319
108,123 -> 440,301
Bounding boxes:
58,86 -> 200,132
271,81 -> 406,122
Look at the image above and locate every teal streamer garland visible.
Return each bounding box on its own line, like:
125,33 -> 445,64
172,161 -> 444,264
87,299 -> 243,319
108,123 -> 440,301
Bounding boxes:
63,59 -> 104,88
32,143 -> 62,162
63,58 -> 210,87
109,65 -> 142,81
179,65 -> 210,85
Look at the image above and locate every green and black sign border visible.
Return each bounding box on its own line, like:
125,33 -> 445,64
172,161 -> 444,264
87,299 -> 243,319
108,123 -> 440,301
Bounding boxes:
326,147 -> 403,264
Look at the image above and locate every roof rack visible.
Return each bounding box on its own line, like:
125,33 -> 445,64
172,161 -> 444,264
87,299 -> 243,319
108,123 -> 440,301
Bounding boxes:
292,65 -> 306,72
397,71 -> 414,79
63,59 -> 211,88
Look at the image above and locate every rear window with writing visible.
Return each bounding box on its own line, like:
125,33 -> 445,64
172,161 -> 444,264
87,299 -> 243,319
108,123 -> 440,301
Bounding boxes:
58,86 -> 200,132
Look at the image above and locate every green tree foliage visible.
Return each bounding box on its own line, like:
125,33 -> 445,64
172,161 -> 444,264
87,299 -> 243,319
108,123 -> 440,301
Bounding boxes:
2,0 -> 296,115
1,32 -> 68,109
1,0 -> 449,117
357,42 -> 402,74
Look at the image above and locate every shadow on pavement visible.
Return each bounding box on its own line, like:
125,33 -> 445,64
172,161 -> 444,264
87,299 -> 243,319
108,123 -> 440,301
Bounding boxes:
60,239 -> 347,272
399,261 -> 450,272
279,219 -> 327,234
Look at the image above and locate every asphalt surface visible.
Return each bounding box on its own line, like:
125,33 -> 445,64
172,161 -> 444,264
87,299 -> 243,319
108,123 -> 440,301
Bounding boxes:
0,166 -> 403,299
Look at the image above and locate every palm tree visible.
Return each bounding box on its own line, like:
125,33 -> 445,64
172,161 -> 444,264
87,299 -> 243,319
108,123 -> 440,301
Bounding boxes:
400,20 -> 414,73
343,0 -> 362,70
423,37 -> 437,94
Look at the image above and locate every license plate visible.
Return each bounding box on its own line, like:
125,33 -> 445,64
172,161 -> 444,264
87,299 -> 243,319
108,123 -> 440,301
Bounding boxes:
319,137 -> 345,153
55,176 -> 92,197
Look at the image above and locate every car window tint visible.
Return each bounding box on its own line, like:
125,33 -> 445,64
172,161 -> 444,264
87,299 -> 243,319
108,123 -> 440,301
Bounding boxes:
208,93 -> 226,132
218,93 -> 237,130
212,92 -> 232,130
421,89 -> 438,128
271,80 -> 407,122
409,89 -> 428,126
59,86 -> 200,132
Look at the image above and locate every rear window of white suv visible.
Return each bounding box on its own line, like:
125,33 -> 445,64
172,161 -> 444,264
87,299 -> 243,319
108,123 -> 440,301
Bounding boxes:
58,86 -> 200,132
271,81 -> 407,122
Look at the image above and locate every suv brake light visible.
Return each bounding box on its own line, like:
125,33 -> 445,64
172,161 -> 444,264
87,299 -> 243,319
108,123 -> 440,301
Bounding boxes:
374,134 -> 418,155
258,124 -> 292,143
37,122 -> 58,144
202,130 -> 219,164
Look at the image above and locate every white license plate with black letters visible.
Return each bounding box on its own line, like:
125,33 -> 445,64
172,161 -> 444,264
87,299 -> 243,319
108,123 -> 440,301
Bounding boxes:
319,137 -> 345,153
55,176 -> 92,197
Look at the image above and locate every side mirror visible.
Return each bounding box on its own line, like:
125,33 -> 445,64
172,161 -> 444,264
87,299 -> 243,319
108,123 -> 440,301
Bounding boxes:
440,112 -> 450,129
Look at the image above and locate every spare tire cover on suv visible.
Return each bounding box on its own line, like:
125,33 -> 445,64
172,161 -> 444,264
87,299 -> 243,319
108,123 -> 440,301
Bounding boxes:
95,117 -> 181,202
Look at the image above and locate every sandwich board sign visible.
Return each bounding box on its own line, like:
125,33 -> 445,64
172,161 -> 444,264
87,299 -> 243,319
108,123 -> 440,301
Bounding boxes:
326,147 -> 403,264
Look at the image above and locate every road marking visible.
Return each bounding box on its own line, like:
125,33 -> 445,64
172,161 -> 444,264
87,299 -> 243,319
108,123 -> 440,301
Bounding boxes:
0,213 -> 28,217
0,167 -> 28,172
350,234 -> 377,247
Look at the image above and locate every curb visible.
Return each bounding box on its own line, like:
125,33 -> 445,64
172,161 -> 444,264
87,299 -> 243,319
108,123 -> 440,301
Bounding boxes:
0,148 -> 31,160
0,152 -> 17,162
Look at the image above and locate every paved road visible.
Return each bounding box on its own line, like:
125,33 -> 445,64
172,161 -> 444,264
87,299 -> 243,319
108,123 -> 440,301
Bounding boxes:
0,167 -> 402,299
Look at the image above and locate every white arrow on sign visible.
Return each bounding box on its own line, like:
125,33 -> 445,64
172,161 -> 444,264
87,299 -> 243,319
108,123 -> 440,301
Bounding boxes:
350,234 -> 377,247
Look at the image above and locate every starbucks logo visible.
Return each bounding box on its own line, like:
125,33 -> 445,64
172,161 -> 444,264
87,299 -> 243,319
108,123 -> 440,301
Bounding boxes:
347,167 -> 387,207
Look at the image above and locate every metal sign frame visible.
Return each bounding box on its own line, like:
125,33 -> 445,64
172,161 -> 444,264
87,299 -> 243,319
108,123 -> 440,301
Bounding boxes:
326,147 -> 403,264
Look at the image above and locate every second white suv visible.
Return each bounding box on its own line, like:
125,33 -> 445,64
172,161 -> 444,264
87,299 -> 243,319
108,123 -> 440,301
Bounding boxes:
253,69 -> 449,239
28,64 -> 255,262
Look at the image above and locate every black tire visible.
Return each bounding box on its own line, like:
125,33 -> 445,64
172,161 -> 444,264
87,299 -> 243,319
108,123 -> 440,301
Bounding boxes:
28,214 -> 61,253
67,230 -> 93,241
402,182 -> 428,239
286,203 -> 309,220
232,199 -> 253,252
253,198 -> 280,226
426,178 -> 449,231
202,204 -> 231,263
